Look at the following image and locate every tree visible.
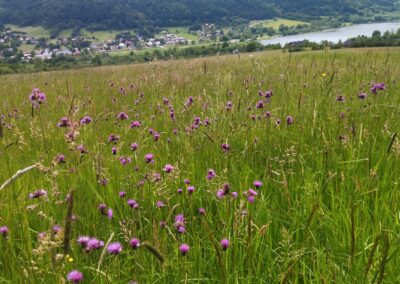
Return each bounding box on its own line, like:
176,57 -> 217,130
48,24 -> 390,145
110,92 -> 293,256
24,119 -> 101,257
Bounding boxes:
372,30 -> 381,37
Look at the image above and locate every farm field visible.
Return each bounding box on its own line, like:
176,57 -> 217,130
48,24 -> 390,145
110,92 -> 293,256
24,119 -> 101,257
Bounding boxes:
5,25 -> 51,38
249,18 -> 309,30
0,48 -> 400,283
157,27 -> 198,41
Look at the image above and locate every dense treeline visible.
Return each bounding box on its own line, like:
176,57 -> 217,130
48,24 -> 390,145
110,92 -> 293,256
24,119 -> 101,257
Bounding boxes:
0,0 -> 398,33
349,30 -> 400,47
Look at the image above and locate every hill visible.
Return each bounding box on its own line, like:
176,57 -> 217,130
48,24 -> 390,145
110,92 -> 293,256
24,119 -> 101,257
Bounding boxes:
0,0 -> 398,32
0,47 -> 399,283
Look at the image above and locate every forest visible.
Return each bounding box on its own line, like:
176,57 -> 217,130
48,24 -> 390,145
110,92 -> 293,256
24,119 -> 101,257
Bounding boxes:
0,0 -> 398,33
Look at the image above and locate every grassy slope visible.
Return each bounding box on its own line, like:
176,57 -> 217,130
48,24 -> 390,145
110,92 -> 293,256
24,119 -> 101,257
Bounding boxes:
250,18 -> 309,30
0,48 -> 399,283
5,24 -> 51,38
164,27 -> 198,41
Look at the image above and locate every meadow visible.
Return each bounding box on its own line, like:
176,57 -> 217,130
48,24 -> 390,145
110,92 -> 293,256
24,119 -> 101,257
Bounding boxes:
0,48 -> 399,283
249,18 -> 309,30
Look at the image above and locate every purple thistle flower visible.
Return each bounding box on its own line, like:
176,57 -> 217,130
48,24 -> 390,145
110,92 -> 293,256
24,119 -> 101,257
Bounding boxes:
108,134 -> 120,143
86,238 -> 104,251
336,95 -> 345,102
145,153 -> 154,164
177,226 -> 186,234
177,188 -> 183,194
119,191 -> 127,198
38,232 -> 47,240
117,112 -> 129,120
55,154 -> 66,164
77,236 -> 90,247
221,143 -> 230,152
67,270 -> 83,283
153,173 -> 161,183
253,180 -> 263,189
358,92 -> 368,100
206,169 -> 216,180
175,214 -> 185,223
217,189 -> 226,199
193,116 -> 201,125
223,183 -> 230,191
286,116 -> 293,125
184,179 -> 190,185
58,117 -> 70,127
130,121 -> 141,128
76,144 -> 86,154
174,214 -> 186,233
156,201 -> 165,208
98,204 -> 107,215
226,101 -> 233,111
53,225 -> 62,234
119,156 -> 132,166
256,100 -> 264,109
159,221 -> 166,228
107,208 -> 113,219
179,244 -> 190,256
370,82 -> 386,94
0,226 -> 9,238
217,184 -> 230,199
185,96 -> 194,107
153,132 -> 160,141
163,164 -> 174,173
128,199 -> 139,209
130,238 -> 141,249
119,87 -> 127,95
198,208 -> 206,215
29,88 -> 46,105
248,189 -> 258,196
187,186 -> 195,194
231,192 -> 238,199
170,110 -> 175,120
99,178 -> 109,186
245,188 -> 258,203
112,146 -> 118,155
220,239 -> 230,251
80,116 -> 92,125
28,189 -> 48,199
130,143 -> 138,151
107,242 -> 123,254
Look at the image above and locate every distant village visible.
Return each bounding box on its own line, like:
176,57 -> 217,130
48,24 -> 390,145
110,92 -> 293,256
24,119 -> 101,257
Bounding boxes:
0,24 -> 224,62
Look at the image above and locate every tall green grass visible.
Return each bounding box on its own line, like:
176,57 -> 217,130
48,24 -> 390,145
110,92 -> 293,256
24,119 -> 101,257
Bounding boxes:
0,48 -> 399,283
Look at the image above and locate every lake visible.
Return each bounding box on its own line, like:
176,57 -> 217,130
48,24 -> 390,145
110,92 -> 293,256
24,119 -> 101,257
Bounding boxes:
260,22 -> 400,46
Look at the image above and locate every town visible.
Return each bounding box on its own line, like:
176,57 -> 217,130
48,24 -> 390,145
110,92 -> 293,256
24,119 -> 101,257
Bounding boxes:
0,24 -> 224,62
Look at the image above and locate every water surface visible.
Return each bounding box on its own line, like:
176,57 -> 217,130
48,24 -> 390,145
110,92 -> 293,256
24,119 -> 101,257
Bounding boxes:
260,22 -> 400,46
